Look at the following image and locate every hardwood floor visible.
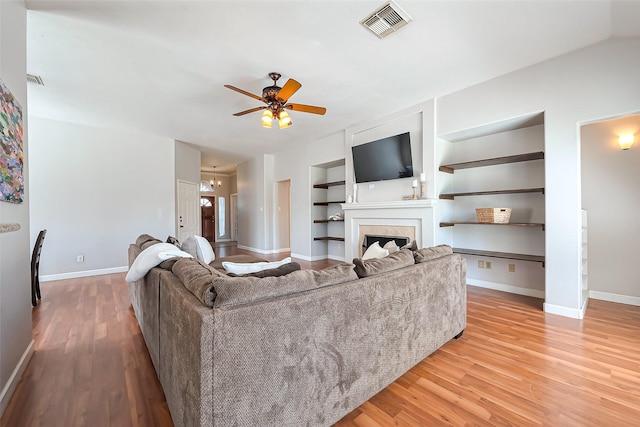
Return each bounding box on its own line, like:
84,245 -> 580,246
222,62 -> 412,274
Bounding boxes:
3,250 -> 640,426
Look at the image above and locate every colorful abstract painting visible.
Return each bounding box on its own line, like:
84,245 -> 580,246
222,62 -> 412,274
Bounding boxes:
0,78 -> 24,204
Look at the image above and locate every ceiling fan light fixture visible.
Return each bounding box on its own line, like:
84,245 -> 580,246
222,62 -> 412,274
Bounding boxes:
262,109 -> 273,128
225,72 -> 325,128
278,110 -> 292,128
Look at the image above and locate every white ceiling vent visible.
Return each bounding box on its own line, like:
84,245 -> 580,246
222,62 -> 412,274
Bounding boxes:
360,1 -> 412,39
27,74 -> 44,86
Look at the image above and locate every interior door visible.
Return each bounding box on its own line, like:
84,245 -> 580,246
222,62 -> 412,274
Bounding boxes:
177,180 -> 199,242
201,196 -> 215,242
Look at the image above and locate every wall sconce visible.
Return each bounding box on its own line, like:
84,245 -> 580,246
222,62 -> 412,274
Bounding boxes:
618,134 -> 635,150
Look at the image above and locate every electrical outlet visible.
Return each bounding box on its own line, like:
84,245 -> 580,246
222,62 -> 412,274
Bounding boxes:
477,260 -> 484,269
509,264 -> 516,272
76,255 -> 84,263
486,261 -> 492,270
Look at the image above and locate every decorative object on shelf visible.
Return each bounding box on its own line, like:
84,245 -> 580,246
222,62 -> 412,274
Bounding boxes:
476,208 -> 512,224
347,195 -> 353,203
224,72 -> 326,128
328,212 -> 344,221
411,179 -> 418,200
419,172 -> 426,199
618,134 -> 635,150
353,183 -> 358,203
0,78 -> 24,204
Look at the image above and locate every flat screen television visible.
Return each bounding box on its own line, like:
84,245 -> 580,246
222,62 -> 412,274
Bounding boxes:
352,132 -> 413,183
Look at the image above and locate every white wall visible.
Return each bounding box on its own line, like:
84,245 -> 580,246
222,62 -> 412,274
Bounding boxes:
175,141 -> 201,184
236,155 -> 265,252
346,105 -> 428,204
273,132 -> 344,260
437,37 -> 640,318
29,117 -> 176,279
581,115 -> 640,302
0,0 -> 32,416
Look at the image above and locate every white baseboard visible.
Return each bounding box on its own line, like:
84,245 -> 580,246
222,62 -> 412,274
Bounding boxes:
236,245 -> 283,255
589,290 -> 640,307
0,339 -> 35,417
273,247 -> 291,254
290,253 -> 329,262
40,266 -> 128,282
467,278 -> 545,299
216,238 -> 232,242
543,302 -> 585,319
328,254 -> 346,262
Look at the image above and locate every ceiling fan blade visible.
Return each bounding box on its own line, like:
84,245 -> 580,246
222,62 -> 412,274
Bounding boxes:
233,106 -> 267,116
224,85 -> 265,102
286,103 -> 327,115
276,78 -> 301,103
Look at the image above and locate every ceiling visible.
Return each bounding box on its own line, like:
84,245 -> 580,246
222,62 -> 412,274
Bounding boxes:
25,1 -> 640,174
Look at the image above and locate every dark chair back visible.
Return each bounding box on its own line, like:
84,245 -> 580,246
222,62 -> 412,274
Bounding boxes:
31,229 -> 47,307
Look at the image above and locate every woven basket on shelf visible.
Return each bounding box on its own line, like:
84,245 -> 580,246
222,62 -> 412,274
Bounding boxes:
476,208 -> 512,224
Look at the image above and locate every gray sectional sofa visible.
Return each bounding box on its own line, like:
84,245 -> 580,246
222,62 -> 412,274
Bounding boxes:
127,234 -> 467,427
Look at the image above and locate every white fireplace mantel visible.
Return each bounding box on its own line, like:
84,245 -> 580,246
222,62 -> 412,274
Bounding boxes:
341,199 -> 437,260
341,199 -> 436,211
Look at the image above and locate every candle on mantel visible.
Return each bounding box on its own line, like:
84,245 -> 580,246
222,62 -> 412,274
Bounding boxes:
412,179 -> 418,188
420,172 -> 426,183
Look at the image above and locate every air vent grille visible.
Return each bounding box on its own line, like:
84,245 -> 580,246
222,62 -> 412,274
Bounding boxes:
27,74 -> 44,86
360,1 -> 412,39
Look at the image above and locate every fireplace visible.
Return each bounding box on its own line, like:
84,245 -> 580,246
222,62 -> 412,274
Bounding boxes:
341,199 -> 436,260
362,234 -> 410,255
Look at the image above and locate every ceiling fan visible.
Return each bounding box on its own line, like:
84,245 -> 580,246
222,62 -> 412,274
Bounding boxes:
224,72 -> 326,128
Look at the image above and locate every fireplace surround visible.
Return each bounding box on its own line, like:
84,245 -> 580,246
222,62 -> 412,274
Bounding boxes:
341,199 -> 436,260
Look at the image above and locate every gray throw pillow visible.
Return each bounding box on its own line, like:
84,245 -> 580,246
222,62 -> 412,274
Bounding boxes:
413,245 -> 453,263
353,248 -> 415,278
227,262 -> 301,278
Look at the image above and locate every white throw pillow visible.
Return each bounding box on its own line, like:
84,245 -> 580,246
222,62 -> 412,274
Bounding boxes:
362,241 -> 389,260
194,235 -> 215,263
126,243 -> 192,283
222,257 -> 292,275
181,235 -> 215,264
383,240 -> 399,254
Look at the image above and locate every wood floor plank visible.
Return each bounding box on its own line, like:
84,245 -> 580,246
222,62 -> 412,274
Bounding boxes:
3,246 -> 640,426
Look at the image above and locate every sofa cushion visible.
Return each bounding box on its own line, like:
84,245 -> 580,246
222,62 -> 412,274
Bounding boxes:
172,257 -> 226,307
227,262 -> 301,278
413,245 -> 453,263
126,243 -> 193,282
212,263 -> 358,308
362,241 -> 389,260
222,257 -> 291,275
353,248 -> 415,278
136,234 -> 161,248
